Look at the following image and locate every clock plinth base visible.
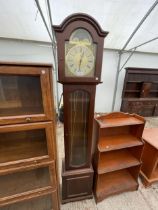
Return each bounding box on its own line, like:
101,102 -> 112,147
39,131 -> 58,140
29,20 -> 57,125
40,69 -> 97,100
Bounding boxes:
61,160 -> 94,203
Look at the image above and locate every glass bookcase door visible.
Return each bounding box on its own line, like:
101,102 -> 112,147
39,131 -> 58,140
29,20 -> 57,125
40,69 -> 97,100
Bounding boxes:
0,167 -> 51,198
2,194 -> 54,210
68,90 -> 90,167
0,75 -> 43,116
0,129 -> 48,164
0,122 -> 54,171
0,66 -> 52,124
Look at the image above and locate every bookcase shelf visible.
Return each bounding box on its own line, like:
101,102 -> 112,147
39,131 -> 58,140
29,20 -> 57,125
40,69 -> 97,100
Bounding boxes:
98,134 -> 143,152
93,112 -> 145,203
96,166 -> 139,202
98,149 -> 141,174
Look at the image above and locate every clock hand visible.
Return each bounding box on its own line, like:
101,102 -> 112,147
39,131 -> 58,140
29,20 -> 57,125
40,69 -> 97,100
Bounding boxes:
78,51 -> 84,72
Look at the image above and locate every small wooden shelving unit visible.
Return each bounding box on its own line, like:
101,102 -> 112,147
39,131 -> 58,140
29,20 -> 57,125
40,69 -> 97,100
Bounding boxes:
93,112 -> 145,203
140,128 -> 158,187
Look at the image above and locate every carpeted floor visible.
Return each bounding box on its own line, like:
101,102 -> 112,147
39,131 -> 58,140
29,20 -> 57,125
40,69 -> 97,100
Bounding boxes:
56,117 -> 158,210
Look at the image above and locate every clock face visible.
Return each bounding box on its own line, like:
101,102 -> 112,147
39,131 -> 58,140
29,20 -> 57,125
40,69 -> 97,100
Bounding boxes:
66,45 -> 95,76
65,28 -> 97,77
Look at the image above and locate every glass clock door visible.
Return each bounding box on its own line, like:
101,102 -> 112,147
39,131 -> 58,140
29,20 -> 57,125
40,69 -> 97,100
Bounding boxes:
69,90 -> 90,167
64,85 -> 95,169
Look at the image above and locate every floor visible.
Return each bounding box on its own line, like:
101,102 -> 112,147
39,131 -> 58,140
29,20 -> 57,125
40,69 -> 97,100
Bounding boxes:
56,117 -> 158,210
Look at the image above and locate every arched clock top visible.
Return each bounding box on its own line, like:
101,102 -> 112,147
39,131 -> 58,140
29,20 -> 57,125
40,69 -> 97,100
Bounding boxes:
53,13 -> 108,37
54,13 -> 108,84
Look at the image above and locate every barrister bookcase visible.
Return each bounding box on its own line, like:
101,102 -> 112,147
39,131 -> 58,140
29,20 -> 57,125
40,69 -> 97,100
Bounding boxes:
0,62 -> 60,210
93,112 -> 145,203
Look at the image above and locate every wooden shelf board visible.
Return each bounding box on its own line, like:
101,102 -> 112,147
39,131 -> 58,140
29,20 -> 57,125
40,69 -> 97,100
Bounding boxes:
98,117 -> 143,128
98,150 -> 140,174
98,134 -> 143,152
96,169 -> 138,201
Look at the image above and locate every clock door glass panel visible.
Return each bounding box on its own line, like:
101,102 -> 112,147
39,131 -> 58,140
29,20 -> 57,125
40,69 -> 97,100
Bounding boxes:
0,129 -> 48,164
65,28 -> 97,77
69,90 -> 90,167
0,75 -> 44,117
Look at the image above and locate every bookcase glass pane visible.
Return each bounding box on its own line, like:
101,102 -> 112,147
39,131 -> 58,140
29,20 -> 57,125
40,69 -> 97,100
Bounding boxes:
0,75 -> 44,117
0,129 -> 48,163
0,167 -> 51,198
69,90 -> 90,167
1,195 -> 53,210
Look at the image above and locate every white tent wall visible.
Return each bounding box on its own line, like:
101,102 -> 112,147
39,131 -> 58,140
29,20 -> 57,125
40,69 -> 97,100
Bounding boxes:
0,39 -> 158,113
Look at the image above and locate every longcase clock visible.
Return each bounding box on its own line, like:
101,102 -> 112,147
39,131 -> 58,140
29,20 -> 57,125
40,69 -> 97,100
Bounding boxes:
54,13 -> 108,203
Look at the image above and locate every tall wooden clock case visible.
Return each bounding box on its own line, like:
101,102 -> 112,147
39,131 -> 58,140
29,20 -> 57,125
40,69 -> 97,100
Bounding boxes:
54,13 -> 108,202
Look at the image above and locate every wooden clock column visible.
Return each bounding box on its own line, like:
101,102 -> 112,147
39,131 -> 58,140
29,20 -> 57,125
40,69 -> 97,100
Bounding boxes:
54,13 -> 108,202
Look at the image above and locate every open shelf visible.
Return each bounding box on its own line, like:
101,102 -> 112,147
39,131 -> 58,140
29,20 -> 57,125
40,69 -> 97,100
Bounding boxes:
98,134 -> 143,152
98,149 -> 140,174
96,168 -> 138,202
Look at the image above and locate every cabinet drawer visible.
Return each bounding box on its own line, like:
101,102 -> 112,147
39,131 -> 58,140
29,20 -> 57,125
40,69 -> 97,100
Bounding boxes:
0,66 -> 53,125
0,122 -> 55,174
0,166 -> 56,206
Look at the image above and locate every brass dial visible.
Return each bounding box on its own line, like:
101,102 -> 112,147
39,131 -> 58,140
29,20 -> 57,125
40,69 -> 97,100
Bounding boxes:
66,44 -> 95,76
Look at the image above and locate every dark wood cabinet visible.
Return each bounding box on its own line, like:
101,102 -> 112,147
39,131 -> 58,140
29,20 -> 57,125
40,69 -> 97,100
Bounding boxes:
0,62 -> 60,210
93,112 -> 145,203
121,68 -> 158,117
